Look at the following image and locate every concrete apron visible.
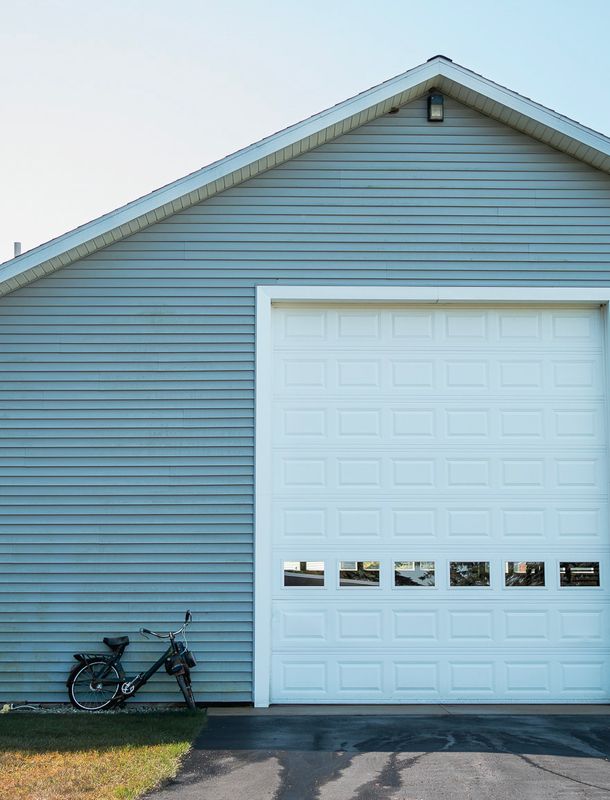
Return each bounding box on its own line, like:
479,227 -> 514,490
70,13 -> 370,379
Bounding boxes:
208,703 -> 610,716
148,711 -> 610,800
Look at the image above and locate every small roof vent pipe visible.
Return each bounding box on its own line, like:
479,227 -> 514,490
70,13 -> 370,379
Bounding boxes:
13,242 -> 22,257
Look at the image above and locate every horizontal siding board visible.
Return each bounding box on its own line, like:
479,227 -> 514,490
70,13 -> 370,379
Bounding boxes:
0,647 -> 252,660
3,94 -> 610,703
1,538 -> 252,547
4,554 -> 252,564
0,409 -> 253,419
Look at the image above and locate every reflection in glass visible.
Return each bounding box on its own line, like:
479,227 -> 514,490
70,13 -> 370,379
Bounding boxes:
560,562 -> 600,587
450,561 -> 490,587
394,561 -> 435,587
283,561 -> 325,587
340,561 -> 380,587
505,561 -> 545,587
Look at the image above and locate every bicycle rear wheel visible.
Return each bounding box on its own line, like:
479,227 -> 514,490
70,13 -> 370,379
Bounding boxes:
176,673 -> 197,710
68,660 -> 121,711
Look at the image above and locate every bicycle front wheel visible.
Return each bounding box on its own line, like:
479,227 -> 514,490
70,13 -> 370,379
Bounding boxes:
68,660 -> 121,711
176,673 -> 197,710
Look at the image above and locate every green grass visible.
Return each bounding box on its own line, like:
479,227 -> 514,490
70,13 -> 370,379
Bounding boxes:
0,711 -> 206,800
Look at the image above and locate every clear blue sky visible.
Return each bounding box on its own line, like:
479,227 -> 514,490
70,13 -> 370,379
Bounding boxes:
1,0 -> 609,263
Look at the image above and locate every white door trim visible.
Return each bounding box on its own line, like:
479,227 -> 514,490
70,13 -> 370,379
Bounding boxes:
254,285 -> 610,707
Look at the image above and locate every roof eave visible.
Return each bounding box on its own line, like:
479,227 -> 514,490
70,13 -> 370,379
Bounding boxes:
2,56 -> 610,297
434,62 -> 610,172
0,60 -> 443,296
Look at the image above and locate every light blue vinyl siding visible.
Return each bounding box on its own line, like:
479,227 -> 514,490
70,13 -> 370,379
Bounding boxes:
2,95 -> 610,702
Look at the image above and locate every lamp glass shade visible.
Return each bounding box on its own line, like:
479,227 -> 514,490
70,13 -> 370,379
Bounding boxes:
427,93 -> 444,121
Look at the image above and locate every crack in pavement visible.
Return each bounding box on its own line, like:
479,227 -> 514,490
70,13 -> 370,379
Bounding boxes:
515,752 -> 610,794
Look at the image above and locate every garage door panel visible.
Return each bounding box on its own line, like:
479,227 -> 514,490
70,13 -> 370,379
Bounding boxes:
560,661 -> 608,694
394,609 -> 440,640
504,610 -> 550,640
273,452 -> 607,496
273,306 -> 603,345
559,609 -> 604,640
337,609 -> 384,641
275,360 -> 606,398
278,608 -> 328,641
505,663 -> 552,694
279,660 -> 328,695
271,655 -> 610,702
274,406 -> 608,448
273,601 -> 609,647
268,556 -> 610,592
337,662 -> 384,694
269,305 -> 610,703
394,663 -> 441,694
272,503 -> 607,544
276,506 -> 328,539
557,507 -> 606,539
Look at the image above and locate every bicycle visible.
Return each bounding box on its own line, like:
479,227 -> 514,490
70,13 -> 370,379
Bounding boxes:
66,610 -> 197,711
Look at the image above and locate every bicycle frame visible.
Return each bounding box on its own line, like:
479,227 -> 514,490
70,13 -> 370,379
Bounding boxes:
73,637 -> 184,705
118,639 -> 178,698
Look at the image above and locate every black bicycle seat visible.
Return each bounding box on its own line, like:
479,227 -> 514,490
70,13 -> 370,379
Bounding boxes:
103,636 -> 130,650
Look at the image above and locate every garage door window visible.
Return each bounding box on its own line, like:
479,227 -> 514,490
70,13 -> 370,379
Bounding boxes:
505,561 -> 545,587
450,561 -> 490,587
339,561 -> 380,587
560,562 -> 600,587
394,561 -> 436,587
283,561 -> 325,587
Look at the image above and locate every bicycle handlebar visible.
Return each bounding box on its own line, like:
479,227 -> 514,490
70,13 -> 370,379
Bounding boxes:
139,610 -> 192,640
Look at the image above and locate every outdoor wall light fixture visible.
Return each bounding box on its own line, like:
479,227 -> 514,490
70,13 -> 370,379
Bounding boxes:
427,92 -> 444,122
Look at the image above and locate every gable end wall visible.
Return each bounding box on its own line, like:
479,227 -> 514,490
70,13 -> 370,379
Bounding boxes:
2,95 -> 610,701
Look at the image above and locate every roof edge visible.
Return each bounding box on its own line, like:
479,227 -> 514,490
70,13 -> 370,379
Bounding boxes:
2,56 -> 610,296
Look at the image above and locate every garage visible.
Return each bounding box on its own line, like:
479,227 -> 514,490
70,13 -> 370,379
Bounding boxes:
256,294 -> 610,704
6,56 -> 610,707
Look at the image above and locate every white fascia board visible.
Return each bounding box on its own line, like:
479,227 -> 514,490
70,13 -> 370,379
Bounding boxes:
3,57 -> 610,296
258,285 -> 610,304
436,61 -> 610,157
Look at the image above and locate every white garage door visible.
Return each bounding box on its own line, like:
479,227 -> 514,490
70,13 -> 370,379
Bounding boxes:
267,304 -> 610,703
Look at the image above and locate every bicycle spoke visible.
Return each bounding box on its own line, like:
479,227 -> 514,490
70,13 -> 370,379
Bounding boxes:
70,661 -> 120,710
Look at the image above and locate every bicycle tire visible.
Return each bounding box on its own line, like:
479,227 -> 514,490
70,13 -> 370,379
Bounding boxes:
176,673 -> 197,710
68,660 -> 121,711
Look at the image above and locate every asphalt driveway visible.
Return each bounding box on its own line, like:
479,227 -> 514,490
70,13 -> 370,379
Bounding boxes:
149,711 -> 610,800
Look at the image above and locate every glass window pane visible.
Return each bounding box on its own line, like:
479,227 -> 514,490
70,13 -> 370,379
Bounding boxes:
560,562 -> 600,587
283,561 -> 325,587
394,561 -> 436,587
505,561 -> 545,587
450,561 -> 490,587
340,560 -> 380,587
